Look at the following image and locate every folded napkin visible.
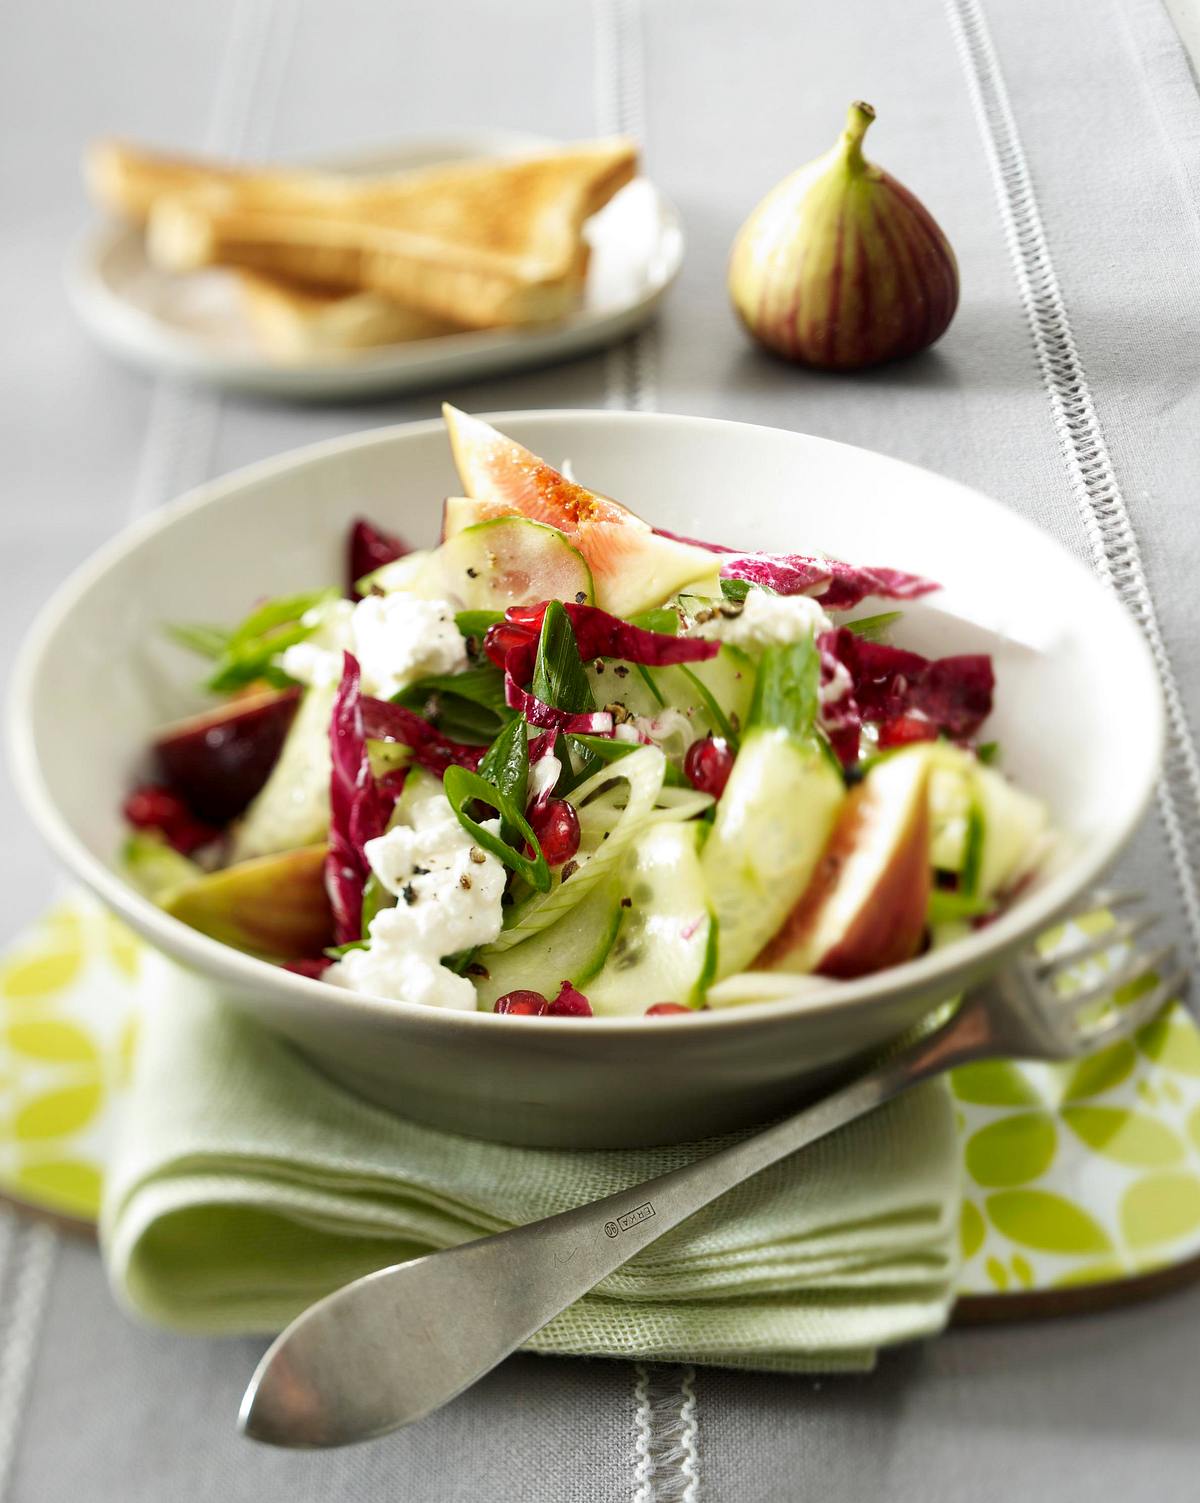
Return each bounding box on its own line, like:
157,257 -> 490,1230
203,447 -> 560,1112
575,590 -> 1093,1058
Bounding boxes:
100,955 -> 961,1373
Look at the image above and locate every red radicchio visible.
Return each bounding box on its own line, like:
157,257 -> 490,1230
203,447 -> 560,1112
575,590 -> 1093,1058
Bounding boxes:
818,628 -> 994,764
497,601 -> 718,688
505,681 -> 615,734
327,653 -> 402,943
359,697 -> 486,776
348,518 -> 410,598
282,956 -> 334,980
720,554 -> 939,610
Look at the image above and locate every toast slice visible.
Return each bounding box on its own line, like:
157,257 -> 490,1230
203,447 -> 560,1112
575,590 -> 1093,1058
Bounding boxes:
236,271 -> 461,360
145,140 -> 638,328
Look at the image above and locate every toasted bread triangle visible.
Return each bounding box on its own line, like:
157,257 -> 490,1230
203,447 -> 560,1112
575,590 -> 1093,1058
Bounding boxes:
122,140 -> 638,328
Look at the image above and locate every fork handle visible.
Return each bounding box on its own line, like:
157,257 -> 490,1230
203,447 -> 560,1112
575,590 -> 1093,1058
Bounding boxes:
241,1006 -> 977,1448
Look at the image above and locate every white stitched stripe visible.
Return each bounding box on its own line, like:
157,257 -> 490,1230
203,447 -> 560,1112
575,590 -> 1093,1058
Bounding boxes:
632,1362 -> 655,1502
947,0 -> 1200,968
0,1224 -> 58,1502
678,1367 -> 700,1503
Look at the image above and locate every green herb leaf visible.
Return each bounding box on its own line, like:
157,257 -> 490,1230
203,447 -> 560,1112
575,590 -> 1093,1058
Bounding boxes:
634,663 -> 666,707
628,607 -> 680,636
531,600 -> 594,714
929,888 -> 994,925
845,610 -> 903,643
360,873 -> 396,938
960,806 -> 985,897
166,622 -> 231,660
976,741 -> 1000,766
394,665 -> 513,743
325,939 -> 369,959
442,765 -> 551,892
476,717 -> 530,846
747,636 -> 820,740
455,609 -> 505,642
203,588 -> 338,694
719,577 -> 755,603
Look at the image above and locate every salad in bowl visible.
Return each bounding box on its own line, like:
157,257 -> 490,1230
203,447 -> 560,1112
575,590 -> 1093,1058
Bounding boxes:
120,406 -> 1051,1019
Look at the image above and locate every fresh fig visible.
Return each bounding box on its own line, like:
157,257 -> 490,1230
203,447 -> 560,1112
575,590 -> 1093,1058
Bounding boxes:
153,686 -> 300,825
728,102 -> 959,370
163,844 -> 334,961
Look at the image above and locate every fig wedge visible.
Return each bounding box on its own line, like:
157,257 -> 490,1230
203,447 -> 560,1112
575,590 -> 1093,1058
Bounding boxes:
154,686 -> 301,824
163,844 -> 334,961
757,747 -> 932,978
441,406 -> 714,617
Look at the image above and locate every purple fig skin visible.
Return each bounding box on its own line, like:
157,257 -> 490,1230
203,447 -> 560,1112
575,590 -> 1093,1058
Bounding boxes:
729,102 -> 959,371
164,844 -> 335,961
153,686 -> 301,825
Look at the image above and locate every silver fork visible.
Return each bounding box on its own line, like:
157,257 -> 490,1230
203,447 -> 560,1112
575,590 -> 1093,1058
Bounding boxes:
240,891 -> 1183,1449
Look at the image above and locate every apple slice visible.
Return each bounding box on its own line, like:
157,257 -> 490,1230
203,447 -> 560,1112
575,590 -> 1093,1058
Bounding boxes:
757,748 -> 932,978
154,686 -> 301,825
163,844 -> 334,961
441,405 -> 714,617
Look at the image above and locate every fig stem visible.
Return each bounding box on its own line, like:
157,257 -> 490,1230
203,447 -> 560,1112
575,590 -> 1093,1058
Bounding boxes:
841,100 -> 876,172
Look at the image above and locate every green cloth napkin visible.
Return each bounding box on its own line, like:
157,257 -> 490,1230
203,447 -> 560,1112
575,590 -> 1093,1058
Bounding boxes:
100,962 -> 962,1373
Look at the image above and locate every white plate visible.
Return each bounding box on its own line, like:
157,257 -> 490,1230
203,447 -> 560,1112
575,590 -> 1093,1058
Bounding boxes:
8,412 -> 1164,1147
65,132 -> 685,400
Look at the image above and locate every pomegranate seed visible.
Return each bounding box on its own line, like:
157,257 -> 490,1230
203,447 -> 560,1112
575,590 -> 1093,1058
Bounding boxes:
123,784 -> 218,855
876,715 -> 938,749
684,735 -> 734,799
645,1002 -> 691,1016
548,981 -> 592,1017
494,989 -> 548,1016
483,622 -> 534,670
505,604 -> 548,629
528,798 -> 581,867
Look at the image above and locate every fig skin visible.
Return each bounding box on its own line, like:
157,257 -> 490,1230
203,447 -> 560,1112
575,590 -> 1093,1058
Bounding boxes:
729,102 -> 959,371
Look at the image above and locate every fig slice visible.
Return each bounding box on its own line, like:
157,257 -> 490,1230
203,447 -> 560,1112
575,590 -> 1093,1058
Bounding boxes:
163,844 -> 334,961
757,747 -> 932,978
153,686 -> 301,825
441,406 -> 714,618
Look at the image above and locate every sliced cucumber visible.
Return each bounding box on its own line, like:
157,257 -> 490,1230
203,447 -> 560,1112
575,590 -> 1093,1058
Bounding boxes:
472,877 -> 621,1010
586,823 -> 714,1016
702,727 -> 845,979
924,744 -> 1048,897
231,682 -> 335,860
357,549 -> 445,599
437,517 -> 593,610
587,645 -> 755,740
485,744 -> 666,952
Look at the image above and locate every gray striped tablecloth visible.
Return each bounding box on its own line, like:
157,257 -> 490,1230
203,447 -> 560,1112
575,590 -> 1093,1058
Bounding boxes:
3,0 -> 1200,1498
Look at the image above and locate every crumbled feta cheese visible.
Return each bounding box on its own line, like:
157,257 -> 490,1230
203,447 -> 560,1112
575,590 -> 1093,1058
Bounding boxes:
329,943 -> 479,1011
350,594 -> 468,700
325,781 -> 506,1009
280,593 -> 468,700
690,590 -> 832,650
280,600 -> 355,688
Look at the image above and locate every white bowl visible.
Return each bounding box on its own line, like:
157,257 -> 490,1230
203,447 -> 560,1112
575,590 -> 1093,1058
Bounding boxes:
66,133 -> 685,401
8,412 -> 1163,1147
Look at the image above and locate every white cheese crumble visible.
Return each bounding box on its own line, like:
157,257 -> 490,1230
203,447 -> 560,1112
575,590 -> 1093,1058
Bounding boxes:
281,593 -> 467,699
689,589 -> 832,650
327,782 -> 506,1009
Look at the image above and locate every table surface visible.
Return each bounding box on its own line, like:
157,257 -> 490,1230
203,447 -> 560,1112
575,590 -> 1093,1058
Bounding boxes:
4,0 -> 1200,1499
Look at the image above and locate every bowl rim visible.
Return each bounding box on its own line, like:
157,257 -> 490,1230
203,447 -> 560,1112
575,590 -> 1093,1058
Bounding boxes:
7,408 -> 1165,1038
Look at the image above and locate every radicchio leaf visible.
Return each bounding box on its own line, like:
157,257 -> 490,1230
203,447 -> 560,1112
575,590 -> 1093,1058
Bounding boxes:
505,681 -> 615,734
818,629 -> 994,764
360,697 -> 487,776
499,601 -> 719,685
326,653 -> 400,943
720,554 -> 939,609
348,517 -> 411,598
